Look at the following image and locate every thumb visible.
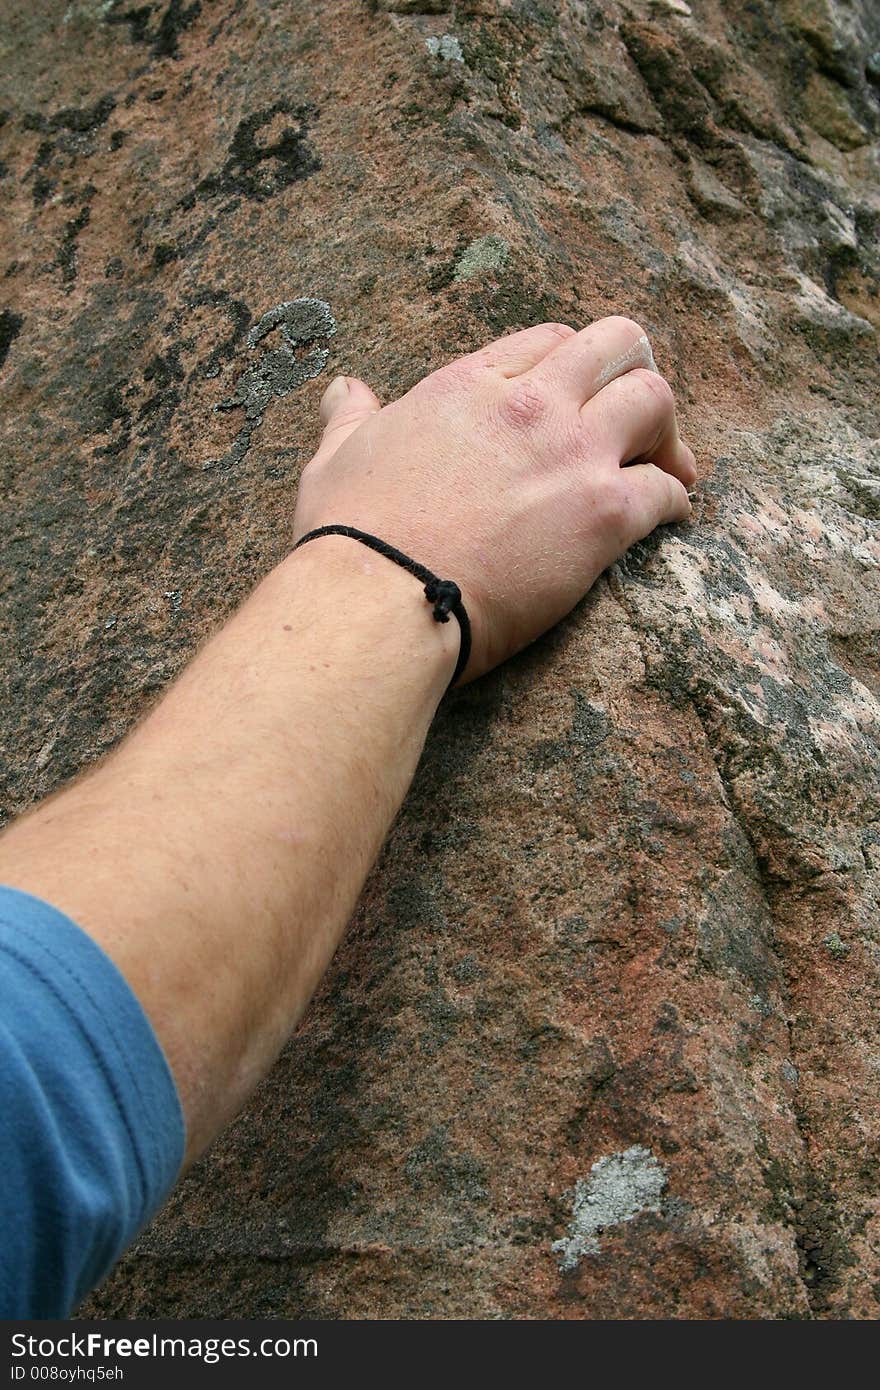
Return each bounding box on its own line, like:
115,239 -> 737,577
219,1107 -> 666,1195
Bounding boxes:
313,375 -> 382,464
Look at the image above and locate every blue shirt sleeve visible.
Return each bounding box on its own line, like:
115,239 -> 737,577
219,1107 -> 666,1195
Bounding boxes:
0,885 -> 185,1317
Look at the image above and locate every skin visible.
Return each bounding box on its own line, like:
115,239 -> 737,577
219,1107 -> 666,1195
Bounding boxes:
0,317 -> 696,1166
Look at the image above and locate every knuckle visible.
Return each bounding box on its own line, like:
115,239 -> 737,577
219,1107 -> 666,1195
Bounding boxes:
596,314 -> 647,343
630,367 -> 674,408
497,376 -> 550,432
323,408 -> 365,435
541,321 -> 576,342
410,362 -> 462,402
596,478 -> 633,540
431,356 -> 479,391
298,454 -> 325,490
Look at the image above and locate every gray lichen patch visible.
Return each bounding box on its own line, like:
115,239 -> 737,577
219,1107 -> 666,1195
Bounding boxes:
552,1145 -> 667,1272
453,234 -> 509,282
244,298 -> 335,354
211,298 -> 335,469
426,34 -> 464,63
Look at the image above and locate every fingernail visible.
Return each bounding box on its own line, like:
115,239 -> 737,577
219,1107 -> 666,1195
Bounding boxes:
320,375 -> 349,421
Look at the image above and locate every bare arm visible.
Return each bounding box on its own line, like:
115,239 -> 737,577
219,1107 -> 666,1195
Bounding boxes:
0,317 -> 695,1165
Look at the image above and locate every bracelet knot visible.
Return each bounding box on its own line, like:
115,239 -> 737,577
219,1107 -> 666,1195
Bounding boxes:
291,525 -> 472,692
424,577 -> 461,623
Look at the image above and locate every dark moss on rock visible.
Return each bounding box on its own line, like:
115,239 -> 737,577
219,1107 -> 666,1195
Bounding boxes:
466,271 -> 565,335
23,96 -> 116,136
0,309 -> 23,369
105,0 -> 201,59
56,204 -> 92,286
196,103 -> 320,203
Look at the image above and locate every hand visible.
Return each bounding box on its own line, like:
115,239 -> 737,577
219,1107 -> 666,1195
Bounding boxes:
293,317 -> 696,681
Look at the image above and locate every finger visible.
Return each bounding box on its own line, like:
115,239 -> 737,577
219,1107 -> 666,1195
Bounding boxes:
457,322 -> 577,377
612,463 -> 693,549
527,315 -> 657,406
585,367 -> 697,486
313,375 -> 382,464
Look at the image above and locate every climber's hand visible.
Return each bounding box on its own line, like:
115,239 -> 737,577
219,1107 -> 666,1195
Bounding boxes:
294,317 -> 697,680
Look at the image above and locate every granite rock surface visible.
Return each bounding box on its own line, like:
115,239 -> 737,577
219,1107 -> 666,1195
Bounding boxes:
1,0 -> 878,1318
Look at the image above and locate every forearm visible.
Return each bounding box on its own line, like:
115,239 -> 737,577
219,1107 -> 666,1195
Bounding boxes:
0,536 -> 457,1162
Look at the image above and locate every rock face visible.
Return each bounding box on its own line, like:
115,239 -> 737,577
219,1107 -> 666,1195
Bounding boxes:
1,0 -> 878,1320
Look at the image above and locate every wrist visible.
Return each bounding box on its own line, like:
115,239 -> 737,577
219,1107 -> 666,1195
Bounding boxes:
276,533 -> 460,704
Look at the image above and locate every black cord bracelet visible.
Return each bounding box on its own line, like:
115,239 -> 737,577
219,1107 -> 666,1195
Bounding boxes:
292,525 -> 472,691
